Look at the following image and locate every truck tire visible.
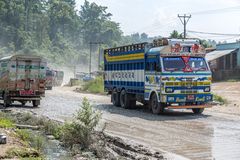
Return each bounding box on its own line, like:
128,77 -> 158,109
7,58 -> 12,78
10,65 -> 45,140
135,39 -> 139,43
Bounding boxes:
21,101 -> 26,106
111,88 -> 120,107
120,90 -> 130,109
3,94 -> 11,108
192,108 -> 204,114
150,93 -> 164,114
47,86 -> 53,90
32,100 -> 40,108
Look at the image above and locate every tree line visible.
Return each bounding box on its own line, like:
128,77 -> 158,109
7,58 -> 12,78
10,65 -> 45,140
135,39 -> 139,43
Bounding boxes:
0,0 -> 214,66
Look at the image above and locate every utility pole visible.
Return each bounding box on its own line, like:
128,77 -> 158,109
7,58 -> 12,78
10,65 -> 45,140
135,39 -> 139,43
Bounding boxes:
89,42 -> 92,76
178,14 -> 191,39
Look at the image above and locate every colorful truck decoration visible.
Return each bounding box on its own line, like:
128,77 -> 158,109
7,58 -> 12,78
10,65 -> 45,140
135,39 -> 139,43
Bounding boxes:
104,38 -> 213,114
0,55 -> 47,107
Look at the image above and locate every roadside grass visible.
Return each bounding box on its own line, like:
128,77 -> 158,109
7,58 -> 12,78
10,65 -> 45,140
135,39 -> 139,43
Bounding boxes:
213,94 -> 228,105
227,79 -> 240,82
1,98 -> 103,158
5,147 -> 40,159
15,129 -> 45,154
0,117 -> 15,128
82,76 -> 104,94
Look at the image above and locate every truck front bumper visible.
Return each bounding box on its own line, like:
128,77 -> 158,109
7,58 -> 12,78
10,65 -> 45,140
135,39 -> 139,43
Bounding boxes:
165,104 -> 212,109
160,94 -> 213,103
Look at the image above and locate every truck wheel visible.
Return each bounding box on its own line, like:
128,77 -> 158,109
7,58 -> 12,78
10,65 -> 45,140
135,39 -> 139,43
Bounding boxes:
21,101 -> 26,106
120,90 -> 130,109
47,86 -> 53,90
150,93 -> 164,114
32,100 -> 40,108
192,108 -> 204,114
112,88 -> 120,107
3,94 -> 11,108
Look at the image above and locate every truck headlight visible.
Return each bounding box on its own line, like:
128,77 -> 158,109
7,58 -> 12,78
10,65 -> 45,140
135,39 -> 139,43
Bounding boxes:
204,87 -> 211,92
165,87 -> 174,93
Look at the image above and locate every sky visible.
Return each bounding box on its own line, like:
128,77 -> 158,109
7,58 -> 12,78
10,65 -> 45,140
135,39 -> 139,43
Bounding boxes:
76,0 -> 240,42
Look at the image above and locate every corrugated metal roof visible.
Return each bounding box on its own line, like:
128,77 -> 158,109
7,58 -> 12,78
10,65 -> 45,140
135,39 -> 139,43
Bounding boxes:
205,49 -> 237,62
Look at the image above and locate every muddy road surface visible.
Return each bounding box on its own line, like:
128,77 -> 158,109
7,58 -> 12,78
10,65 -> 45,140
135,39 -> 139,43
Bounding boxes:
6,82 -> 240,160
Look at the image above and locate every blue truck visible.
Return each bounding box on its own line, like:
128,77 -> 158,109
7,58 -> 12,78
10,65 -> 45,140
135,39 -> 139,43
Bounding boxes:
104,38 -> 213,114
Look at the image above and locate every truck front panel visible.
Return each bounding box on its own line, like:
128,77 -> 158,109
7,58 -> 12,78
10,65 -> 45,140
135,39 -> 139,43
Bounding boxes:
160,74 -> 212,104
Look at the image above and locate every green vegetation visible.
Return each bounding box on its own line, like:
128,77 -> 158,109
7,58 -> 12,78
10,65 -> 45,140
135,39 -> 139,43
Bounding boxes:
5,147 -> 40,159
42,120 -> 62,140
16,129 -> 31,142
213,94 -> 227,105
227,79 -> 240,82
0,117 -> 15,128
15,129 -> 44,154
1,98 -> 103,158
0,0 -> 152,66
61,97 -> 101,148
82,76 -> 104,93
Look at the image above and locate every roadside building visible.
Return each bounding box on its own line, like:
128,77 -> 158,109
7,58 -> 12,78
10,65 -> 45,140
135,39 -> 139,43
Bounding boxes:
206,42 -> 240,81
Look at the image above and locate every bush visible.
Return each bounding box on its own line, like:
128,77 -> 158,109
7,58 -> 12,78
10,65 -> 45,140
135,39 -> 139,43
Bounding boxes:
213,94 -> 227,104
61,98 -> 101,149
82,76 -> 104,93
42,120 -> 62,139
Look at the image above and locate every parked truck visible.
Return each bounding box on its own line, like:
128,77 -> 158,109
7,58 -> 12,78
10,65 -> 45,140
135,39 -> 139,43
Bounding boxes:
104,38 -> 213,114
0,55 -> 47,107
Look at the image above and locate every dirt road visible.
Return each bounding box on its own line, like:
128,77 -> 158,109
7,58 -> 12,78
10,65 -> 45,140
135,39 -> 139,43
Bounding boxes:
8,82 -> 240,160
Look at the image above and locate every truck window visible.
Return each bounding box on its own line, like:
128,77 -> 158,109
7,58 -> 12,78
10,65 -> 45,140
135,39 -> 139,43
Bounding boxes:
163,57 -> 185,71
163,57 -> 209,72
146,62 -> 160,71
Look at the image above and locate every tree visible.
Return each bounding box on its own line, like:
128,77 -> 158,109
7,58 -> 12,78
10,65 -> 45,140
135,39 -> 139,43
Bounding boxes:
80,0 -> 111,45
0,0 -> 124,66
170,30 -> 183,39
140,33 -> 148,42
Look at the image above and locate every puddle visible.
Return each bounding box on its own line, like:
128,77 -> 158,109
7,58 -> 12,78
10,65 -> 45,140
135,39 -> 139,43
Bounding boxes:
43,138 -> 72,160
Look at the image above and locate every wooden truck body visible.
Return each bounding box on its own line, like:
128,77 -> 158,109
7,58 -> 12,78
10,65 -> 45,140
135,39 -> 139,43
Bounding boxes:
0,55 -> 47,107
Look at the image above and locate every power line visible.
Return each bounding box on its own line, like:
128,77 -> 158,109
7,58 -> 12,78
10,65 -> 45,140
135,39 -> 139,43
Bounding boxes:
187,32 -> 240,41
190,5 -> 240,15
178,14 -> 191,38
188,30 -> 240,36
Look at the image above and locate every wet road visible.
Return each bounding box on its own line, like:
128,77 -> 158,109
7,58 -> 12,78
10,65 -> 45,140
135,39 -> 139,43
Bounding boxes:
17,85 -> 240,160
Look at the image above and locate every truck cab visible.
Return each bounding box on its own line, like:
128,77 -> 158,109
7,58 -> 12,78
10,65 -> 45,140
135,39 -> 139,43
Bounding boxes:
104,38 -> 213,114
144,39 -> 212,114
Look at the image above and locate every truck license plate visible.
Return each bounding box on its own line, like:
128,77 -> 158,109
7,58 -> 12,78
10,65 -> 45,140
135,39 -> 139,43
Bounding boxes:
20,90 -> 34,96
187,95 -> 195,100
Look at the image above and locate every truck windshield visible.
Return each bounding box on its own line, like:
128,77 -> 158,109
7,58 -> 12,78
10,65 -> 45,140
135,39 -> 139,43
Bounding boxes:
163,57 -> 208,72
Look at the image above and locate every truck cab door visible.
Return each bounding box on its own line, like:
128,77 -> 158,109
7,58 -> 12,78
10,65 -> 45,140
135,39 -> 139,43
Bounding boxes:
144,55 -> 161,101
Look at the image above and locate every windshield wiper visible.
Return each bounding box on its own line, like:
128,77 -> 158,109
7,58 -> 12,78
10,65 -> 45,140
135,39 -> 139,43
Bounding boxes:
165,68 -> 180,72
